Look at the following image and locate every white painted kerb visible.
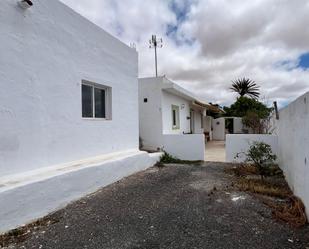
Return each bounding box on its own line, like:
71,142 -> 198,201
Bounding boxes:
0,150 -> 162,234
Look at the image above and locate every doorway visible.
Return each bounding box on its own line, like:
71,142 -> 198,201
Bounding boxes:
225,118 -> 234,134
190,110 -> 195,133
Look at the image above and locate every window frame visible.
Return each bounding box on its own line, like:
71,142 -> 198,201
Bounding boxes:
171,104 -> 180,130
81,80 -> 112,120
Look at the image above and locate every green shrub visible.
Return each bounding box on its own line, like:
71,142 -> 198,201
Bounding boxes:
223,96 -> 272,119
159,152 -> 202,165
236,142 -> 277,179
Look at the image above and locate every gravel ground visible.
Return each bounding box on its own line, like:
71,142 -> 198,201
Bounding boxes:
2,163 -> 309,249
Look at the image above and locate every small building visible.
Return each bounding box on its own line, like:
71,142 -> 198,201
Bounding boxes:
139,76 -> 207,160
0,0 -> 159,233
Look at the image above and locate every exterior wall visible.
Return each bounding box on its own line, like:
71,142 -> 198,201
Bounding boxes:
274,92 -> 309,217
233,118 -> 244,134
0,0 -> 138,176
212,117 -> 226,140
138,78 -> 163,150
193,111 -> 204,134
162,134 -> 205,160
204,116 -> 213,140
161,91 -> 191,134
226,134 -> 279,162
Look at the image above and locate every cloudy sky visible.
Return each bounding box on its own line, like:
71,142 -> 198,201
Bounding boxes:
60,0 -> 309,107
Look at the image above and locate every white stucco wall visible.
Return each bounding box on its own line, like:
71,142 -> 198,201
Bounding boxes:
204,116 -> 213,140
274,92 -> 309,217
226,134 -> 279,163
163,134 -> 205,160
204,116 -> 211,132
161,90 -> 191,134
138,78 -> 163,150
212,117 -> 226,140
233,118 -> 244,134
193,111 -> 204,134
0,0 -> 138,176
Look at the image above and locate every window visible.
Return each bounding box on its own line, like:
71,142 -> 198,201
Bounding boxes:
201,113 -> 204,129
82,84 -> 93,118
144,98 -> 148,103
94,88 -> 106,118
82,81 -> 112,119
171,105 -> 180,129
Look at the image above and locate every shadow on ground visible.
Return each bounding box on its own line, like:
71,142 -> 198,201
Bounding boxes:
2,163 -> 309,249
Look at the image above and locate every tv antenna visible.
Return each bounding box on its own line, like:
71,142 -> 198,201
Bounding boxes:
130,43 -> 136,50
149,35 -> 163,77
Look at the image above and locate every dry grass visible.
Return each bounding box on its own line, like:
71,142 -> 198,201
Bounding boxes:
226,163 -> 284,178
264,196 -> 308,228
235,178 -> 292,199
226,164 -> 258,176
234,176 -> 307,228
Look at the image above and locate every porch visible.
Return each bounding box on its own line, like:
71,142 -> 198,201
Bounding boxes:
205,140 -> 226,162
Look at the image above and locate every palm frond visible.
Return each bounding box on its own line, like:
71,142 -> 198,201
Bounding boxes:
230,78 -> 260,99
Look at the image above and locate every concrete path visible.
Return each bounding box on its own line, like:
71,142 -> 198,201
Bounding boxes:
205,140 -> 226,162
3,163 -> 309,249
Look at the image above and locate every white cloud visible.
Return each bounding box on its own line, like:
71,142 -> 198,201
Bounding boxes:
59,0 -> 309,108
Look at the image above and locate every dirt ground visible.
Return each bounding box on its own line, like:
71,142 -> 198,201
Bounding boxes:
2,163 -> 309,249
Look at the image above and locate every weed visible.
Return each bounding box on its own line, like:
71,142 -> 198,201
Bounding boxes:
159,152 -> 202,165
0,216 -> 60,247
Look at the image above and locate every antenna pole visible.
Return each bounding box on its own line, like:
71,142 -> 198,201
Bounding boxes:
154,42 -> 158,77
149,35 -> 163,77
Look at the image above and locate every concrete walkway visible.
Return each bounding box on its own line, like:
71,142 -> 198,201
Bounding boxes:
205,140 -> 226,162
3,163 -> 309,249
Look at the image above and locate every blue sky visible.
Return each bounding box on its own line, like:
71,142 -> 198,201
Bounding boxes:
169,0 -> 191,23
60,0 -> 309,107
166,1 -> 196,45
299,53 -> 309,69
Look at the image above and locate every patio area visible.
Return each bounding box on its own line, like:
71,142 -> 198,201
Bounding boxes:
205,140 -> 226,162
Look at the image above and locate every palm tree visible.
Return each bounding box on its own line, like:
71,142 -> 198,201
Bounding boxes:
230,78 -> 260,99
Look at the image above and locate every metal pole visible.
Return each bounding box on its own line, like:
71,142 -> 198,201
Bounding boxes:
274,101 -> 279,120
154,43 -> 158,77
149,35 -> 162,78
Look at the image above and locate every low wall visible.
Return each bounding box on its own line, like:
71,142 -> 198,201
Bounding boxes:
162,134 -> 205,161
226,134 -> 279,163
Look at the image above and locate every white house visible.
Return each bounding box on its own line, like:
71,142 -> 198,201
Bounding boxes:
0,0 -> 160,233
139,76 -> 207,160
209,117 -> 247,141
